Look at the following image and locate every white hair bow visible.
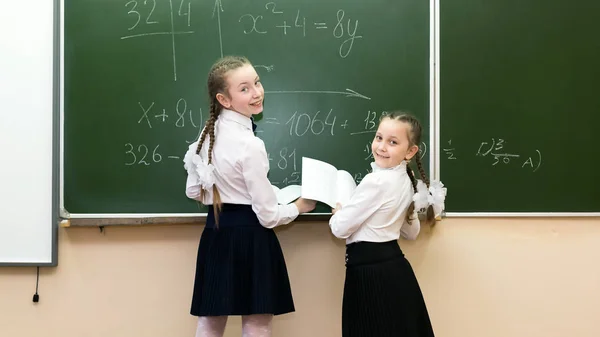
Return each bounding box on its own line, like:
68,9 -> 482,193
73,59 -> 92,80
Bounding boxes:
428,180 -> 447,218
412,179 -> 447,217
183,144 -> 216,191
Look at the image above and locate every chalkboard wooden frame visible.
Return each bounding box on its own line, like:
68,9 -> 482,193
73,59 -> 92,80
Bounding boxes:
57,0 -> 599,227
58,0 -> 437,226
435,0 -> 600,218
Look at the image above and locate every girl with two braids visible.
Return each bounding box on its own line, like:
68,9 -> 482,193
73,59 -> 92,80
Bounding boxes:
329,112 -> 446,337
184,56 -> 316,337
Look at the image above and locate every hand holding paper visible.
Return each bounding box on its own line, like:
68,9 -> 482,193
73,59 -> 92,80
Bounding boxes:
271,184 -> 302,205
300,157 -> 357,208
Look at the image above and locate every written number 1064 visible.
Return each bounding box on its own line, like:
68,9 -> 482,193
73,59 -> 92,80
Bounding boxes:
285,109 -> 337,136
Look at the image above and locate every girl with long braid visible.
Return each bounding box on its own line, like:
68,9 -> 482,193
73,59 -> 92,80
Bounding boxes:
328,112 -> 447,337
183,55 -> 316,337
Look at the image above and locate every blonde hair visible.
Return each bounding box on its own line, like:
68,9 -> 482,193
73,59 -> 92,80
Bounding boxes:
196,56 -> 252,224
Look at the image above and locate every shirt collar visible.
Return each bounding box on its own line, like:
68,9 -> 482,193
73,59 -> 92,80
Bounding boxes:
219,109 -> 253,130
370,160 -> 408,173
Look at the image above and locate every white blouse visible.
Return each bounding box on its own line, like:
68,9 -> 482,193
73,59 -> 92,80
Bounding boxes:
184,109 -> 299,228
329,161 -> 421,244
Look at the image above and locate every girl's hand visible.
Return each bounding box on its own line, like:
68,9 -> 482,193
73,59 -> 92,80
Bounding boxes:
294,198 -> 317,214
331,203 -> 342,215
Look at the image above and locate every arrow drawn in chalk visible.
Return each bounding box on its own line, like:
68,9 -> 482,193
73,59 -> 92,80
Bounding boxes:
265,88 -> 371,100
255,64 -> 275,72
212,0 -> 224,58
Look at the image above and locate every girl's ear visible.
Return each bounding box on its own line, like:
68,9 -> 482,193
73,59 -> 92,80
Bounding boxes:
405,144 -> 419,160
216,92 -> 231,108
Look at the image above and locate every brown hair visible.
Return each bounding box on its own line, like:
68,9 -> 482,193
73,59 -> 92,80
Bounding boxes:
379,111 -> 436,225
196,55 -> 251,223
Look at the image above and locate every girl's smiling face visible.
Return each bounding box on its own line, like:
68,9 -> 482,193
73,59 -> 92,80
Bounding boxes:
371,118 -> 419,168
216,64 -> 264,118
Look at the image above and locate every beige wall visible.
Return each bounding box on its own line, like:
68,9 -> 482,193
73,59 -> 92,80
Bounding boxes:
1,218 -> 599,337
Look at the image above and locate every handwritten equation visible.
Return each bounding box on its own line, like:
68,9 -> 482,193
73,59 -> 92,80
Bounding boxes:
239,4 -> 362,58
136,98 -> 201,129
126,97 -> 439,188
124,0 -> 192,32
266,147 -> 301,185
443,138 -> 542,172
133,100 -> 372,137
119,0 -> 367,82
132,103 -> 431,142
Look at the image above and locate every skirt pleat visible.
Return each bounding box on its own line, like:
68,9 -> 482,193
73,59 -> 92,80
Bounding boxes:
342,240 -> 434,337
190,204 -> 295,317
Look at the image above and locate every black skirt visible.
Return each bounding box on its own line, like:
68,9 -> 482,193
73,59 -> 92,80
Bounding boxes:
190,204 -> 295,317
342,240 -> 435,337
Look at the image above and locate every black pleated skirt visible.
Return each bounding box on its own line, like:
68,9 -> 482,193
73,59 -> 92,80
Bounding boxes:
342,240 -> 435,337
190,204 -> 295,317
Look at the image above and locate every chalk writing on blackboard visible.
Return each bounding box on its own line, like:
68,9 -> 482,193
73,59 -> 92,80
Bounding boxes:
333,10 -> 362,58
350,110 -> 387,135
213,0 -> 225,57
239,14 -> 268,34
124,143 -> 164,166
124,0 -> 159,30
265,88 -> 370,100
476,138 -> 542,171
285,109 -> 337,136
121,0 -> 195,81
443,139 -> 457,160
121,0 -> 194,81
444,138 -> 542,172
255,64 -> 275,72
238,5 -> 362,58
137,99 -> 201,129
363,141 -> 428,162
178,0 -> 192,26
276,147 -> 297,170
265,2 -> 283,15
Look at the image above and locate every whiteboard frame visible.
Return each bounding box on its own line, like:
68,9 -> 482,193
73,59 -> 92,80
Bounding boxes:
0,0 -> 60,265
52,0 -> 60,265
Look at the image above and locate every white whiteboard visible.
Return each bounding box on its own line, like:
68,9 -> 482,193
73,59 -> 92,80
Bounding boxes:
0,0 -> 58,266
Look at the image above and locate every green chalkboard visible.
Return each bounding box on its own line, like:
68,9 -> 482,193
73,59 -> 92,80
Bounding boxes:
440,0 -> 600,213
63,0 -> 430,215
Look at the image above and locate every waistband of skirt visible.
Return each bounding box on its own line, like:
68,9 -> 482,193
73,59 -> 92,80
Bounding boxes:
205,204 -> 261,229
345,240 -> 403,267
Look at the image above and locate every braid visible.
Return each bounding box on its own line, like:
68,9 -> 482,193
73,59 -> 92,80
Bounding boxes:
196,100 -> 217,155
406,164 -> 417,193
415,148 -> 435,225
207,124 -> 216,165
195,127 -> 209,155
405,163 -> 418,224
197,56 -> 250,225
208,109 -> 222,219
415,155 -> 429,187
207,114 -> 222,220
198,99 -> 222,224
380,110 -> 437,226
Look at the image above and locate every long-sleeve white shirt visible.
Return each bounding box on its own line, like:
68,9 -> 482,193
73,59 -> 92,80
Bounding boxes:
185,109 -> 299,228
329,161 -> 421,244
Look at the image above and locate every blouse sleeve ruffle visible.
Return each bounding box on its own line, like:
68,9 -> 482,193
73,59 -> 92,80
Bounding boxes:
183,142 -> 215,190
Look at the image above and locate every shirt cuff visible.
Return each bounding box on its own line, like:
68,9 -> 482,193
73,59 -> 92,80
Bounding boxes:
283,203 -> 300,224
